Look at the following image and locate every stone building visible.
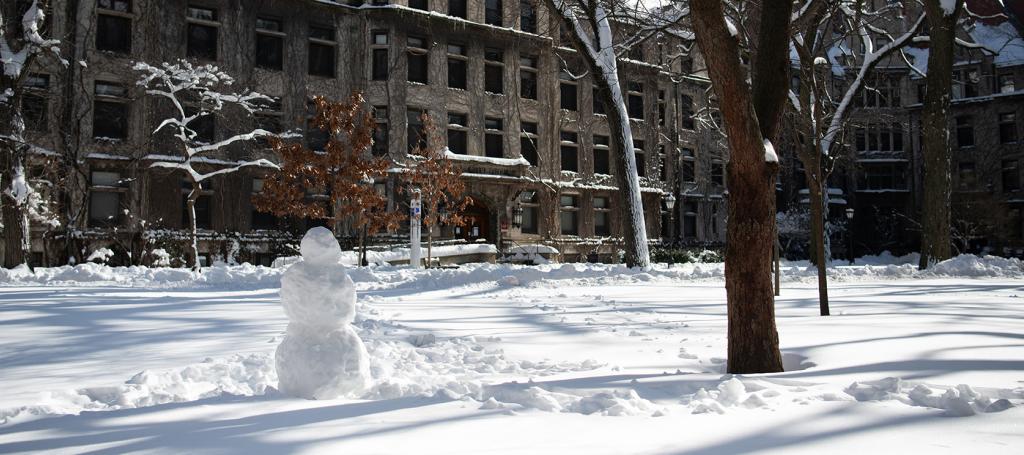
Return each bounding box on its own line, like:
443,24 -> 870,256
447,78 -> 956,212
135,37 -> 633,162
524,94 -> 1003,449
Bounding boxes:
775,0 -> 1024,259
10,0 -> 728,266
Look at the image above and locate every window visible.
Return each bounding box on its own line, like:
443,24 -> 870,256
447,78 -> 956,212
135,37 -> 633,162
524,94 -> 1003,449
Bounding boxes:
371,31 -> 389,81
407,35 -> 429,84
447,43 -> 467,89
1003,159 -> 1020,192
186,6 -> 219,60
593,196 -> 611,236
953,68 -> 979,99
486,0 -> 503,26
860,74 -> 901,107
88,170 -> 125,227
305,101 -> 328,151
520,0 -> 537,33
448,0 -> 466,18
999,112 -> 1017,144
182,180 -> 213,230
593,135 -> 610,175
854,123 -> 903,152
957,161 -> 977,190
485,117 -> 504,158
254,17 -> 284,70
858,162 -> 908,191
97,0 -> 132,54
560,72 -> 577,111
681,94 -> 694,129
520,191 -> 539,234
250,178 -> 277,230
658,146 -> 667,181
998,73 -> 1015,94
956,116 -> 974,148
681,148 -> 695,183
93,81 -> 129,140
634,140 -> 646,177
484,48 -> 504,94
407,108 -> 426,153
560,131 -> 579,172
627,81 -> 644,120
560,194 -> 579,235
682,201 -> 698,239
409,0 -> 428,10
593,88 -> 606,115
520,54 -> 538,99
23,74 -> 49,131
520,122 -> 538,166
447,112 -> 468,154
372,106 -> 389,156
711,160 -> 724,186
308,25 -> 336,77
254,98 -> 283,143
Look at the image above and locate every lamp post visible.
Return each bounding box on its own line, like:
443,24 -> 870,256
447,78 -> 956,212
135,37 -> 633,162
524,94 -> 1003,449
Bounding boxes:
845,207 -> 855,265
663,193 -> 677,242
410,189 -> 422,269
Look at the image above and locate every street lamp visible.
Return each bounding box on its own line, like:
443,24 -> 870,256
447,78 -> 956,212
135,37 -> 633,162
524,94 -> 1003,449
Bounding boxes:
664,192 -> 676,211
845,207 -> 855,265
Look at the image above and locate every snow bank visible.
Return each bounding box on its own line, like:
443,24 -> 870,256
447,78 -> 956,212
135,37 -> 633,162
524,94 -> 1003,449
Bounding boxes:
2,254 -> 1021,290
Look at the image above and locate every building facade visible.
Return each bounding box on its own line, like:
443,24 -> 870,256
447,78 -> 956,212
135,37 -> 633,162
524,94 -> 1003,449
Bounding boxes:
9,0 -> 729,267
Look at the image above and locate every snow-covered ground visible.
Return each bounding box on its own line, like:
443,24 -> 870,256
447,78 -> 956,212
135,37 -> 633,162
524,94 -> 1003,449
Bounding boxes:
1,256 -> 1022,454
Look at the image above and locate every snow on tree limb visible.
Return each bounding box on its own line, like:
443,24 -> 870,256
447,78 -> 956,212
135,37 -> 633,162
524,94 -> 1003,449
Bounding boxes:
1,0 -> 65,78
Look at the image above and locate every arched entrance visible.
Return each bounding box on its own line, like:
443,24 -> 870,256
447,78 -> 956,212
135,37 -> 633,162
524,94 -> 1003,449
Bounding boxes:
454,198 -> 493,243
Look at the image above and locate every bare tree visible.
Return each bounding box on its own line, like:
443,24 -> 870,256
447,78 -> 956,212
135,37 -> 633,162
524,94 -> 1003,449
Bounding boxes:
134,60 -> 278,271
1,0 -> 65,268
689,0 -> 792,373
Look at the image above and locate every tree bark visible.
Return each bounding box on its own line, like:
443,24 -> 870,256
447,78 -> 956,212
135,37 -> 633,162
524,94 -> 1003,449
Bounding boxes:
805,170 -> 830,315
919,0 -> 962,269
691,0 -> 787,373
186,183 -> 201,271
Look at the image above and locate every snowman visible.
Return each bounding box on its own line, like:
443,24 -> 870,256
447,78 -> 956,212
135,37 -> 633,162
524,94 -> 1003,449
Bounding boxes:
275,227 -> 371,399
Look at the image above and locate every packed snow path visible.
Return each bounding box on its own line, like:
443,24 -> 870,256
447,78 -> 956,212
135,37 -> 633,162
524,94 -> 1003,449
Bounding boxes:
0,258 -> 1022,454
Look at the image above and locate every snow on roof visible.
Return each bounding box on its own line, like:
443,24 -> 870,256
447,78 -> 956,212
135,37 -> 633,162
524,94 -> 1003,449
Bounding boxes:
968,21 -> 1024,67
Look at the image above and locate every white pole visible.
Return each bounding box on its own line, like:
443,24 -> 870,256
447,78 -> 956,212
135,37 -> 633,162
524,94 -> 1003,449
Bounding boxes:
410,189 -> 422,269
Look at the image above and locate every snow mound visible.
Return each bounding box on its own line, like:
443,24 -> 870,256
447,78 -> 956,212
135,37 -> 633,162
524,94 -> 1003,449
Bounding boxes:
845,378 -> 1018,417
925,255 -> 1024,278
682,378 -> 775,414
481,386 -> 663,416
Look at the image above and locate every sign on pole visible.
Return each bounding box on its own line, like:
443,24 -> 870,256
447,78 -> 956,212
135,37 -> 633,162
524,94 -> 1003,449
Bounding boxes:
410,189 -> 422,268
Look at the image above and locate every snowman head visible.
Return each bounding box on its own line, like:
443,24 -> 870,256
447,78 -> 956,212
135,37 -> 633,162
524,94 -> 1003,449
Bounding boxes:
300,227 -> 342,266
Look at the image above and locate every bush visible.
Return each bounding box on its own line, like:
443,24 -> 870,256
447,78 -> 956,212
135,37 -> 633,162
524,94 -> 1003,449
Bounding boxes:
651,247 -> 724,264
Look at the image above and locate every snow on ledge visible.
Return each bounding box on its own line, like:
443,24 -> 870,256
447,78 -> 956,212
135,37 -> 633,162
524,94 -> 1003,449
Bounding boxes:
445,151 -> 530,167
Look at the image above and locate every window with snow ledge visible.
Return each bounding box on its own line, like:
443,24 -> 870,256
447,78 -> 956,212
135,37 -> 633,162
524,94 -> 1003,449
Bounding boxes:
680,94 -> 694,130
484,48 -> 505,95
407,36 -> 429,84
186,5 -> 219,61
593,88 -> 606,115
520,0 -> 537,34
628,82 -> 644,120
681,148 -> 695,183
999,112 -> 1018,144
952,68 -> 980,99
1002,159 -> 1020,193
560,72 -> 578,111
560,131 -> 579,172
407,108 -> 426,153
308,25 -> 337,78
485,0 -> 503,27
634,140 -> 646,178
593,135 -> 611,175
854,123 -> 903,152
560,194 -> 579,236
23,74 -> 50,132
372,106 -> 389,156
447,112 -> 468,155
858,162 -> 908,191
956,116 -> 975,149
485,117 -> 504,158
520,54 -> 538,99
520,122 -> 538,166
682,200 -> 697,239
250,178 -> 278,230
710,160 -> 724,186
371,31 -> 390,81
97,0 -> 132,55
998,73 -> 1015,94
447,43 -> 468,89
88,170 -> 127,228
409,0 -> 428,11
255,98 -> 283,147
93,81 -> 129,140
448,0 -> 467,18
520,190 -> 539,234
593,196 -> 611,236
255,17 -> 284,70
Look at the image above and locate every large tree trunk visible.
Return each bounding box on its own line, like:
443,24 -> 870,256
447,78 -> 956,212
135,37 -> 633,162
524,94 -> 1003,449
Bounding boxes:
919,0 -> 962,269
691,0 -> 787,374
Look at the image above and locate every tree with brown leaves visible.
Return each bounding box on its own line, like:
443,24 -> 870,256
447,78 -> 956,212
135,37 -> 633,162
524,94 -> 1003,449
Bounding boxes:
254,93 -> 402,265
399,114 -> 470,267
